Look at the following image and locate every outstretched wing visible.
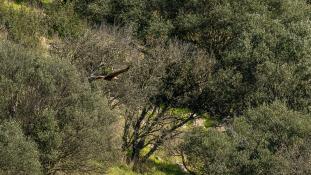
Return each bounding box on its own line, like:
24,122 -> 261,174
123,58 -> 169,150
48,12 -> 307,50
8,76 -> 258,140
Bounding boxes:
89,66 -> 131,81
104,66 -> 130,81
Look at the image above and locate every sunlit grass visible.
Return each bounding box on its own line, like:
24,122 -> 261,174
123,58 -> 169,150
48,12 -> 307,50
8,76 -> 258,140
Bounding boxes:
108,163 -> 185,175
108,166 -> 139,175
107,153 -> 188,175
3,0 -> 30,11
41,0 -> 53,5
2,0 -> 53,11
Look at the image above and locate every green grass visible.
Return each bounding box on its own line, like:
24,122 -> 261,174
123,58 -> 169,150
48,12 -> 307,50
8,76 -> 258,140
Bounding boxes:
108,166 -> 138,175
107,159 -> 188,175
112,157 -> 187,175
3,0 -> 32,11
108,166 -> 185,175
41,0 -> 53,4
148,160 -> 187,175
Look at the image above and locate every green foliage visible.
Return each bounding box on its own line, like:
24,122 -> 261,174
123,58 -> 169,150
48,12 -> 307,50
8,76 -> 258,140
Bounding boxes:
0,40 -> 120,174
1,0 -> 311,174
168,108 -> 192,120
73,0 -> 144,25
71,0 -> 176,41
158,0 -> 311,118
0,0 -> 86,47
182,102 -> 311,175
0,120 -> 42,175
183,128 -> 234,175
0,0 -> 45,47
58,27 -> 215,166
71,0 -> 311,118
45,2 -> 87,38
31,109 -> 62,173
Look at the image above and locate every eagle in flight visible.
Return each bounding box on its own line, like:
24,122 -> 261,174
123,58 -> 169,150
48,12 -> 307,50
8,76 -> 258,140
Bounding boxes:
89,66 -> 130,81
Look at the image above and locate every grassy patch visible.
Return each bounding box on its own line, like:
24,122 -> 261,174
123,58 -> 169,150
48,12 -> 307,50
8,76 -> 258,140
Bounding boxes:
147,159 -> 188,175
108,159 -> 188,175
41,0 -> 53,4
108,166 -> 139,175
2,0 -> 42,12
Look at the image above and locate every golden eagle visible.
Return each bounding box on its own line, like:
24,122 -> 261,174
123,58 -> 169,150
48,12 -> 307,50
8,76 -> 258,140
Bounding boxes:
89,66 -> 130,81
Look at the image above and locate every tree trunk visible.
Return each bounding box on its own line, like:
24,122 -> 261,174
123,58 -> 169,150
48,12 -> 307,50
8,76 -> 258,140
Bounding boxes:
130,138 -> 145,171
131,152 -> 141,171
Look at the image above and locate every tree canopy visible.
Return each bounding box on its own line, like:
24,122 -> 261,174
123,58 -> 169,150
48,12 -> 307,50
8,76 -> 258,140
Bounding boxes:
182,102 -> 311,175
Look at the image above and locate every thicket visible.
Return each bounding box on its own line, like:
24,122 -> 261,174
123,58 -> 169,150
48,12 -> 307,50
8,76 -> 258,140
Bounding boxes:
70,0 -> 311,117
182,102 -> 311,175
0,40 -> 120,174
0,121 -> 42,175
0,0 -> 311,174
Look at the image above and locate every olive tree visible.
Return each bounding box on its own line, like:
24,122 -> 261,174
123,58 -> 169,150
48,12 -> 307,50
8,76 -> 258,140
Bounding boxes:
54,27 -> 214,168
189,0 -> 311,117
74,0 -> 311,119
117,42 -> 213,167
182,102 -> 311,175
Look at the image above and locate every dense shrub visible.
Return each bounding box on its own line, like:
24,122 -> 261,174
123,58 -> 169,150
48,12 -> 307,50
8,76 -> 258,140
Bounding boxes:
1,0 -> 311,174
198,0 -> 311,117
182,102 -> 311,175
0,40 -> 120,174
0,0 -> 45,47
70,0 -> 311,119
45,2 -> 87,38
0,120 -> 42,175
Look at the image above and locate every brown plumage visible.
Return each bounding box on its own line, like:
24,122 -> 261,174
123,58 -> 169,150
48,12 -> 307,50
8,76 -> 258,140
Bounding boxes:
89,66 -> 130,81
